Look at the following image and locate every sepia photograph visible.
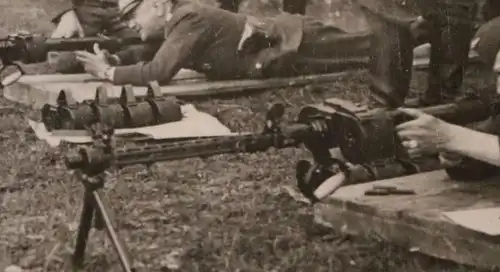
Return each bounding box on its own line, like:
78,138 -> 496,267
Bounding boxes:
1,0 -> 500,271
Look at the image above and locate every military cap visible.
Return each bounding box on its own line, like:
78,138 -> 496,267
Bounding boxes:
118,0 -> 142,17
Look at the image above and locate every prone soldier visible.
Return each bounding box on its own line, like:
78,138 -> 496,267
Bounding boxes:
48,0 -> 311,73
355,0 -> 479,108
75,0 -> 372,86
50,0 -> 310,39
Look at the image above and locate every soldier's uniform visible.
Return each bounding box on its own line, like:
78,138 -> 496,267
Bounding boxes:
50,0 -> 312,73
51,0 -> 310,35
109,0 -> 371,86
355,0 -> 479,108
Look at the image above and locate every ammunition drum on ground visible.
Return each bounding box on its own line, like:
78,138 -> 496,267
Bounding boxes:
58,102 -> 95,130
41,82 -> 183,131
147,97 -> 183,124
93,103 -> 127,128
145,81 -> 182,124
41,104 -> 63,131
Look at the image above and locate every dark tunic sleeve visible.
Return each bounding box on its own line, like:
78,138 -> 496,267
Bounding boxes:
112,11 -> 209,86
113,42 -> 163,66
445,116 -> 500,181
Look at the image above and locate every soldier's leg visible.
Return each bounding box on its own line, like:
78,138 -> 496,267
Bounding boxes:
284,19 -> 371,76
360,8 -> 415,108
283,0 -> 308,15
423,1 -> 478,105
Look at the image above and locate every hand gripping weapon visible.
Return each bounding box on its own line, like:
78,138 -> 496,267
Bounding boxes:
62,97 -> 498,271
0,32 -> 153,87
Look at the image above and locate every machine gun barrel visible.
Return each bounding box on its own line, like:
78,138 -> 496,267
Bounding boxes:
0,33 -> 161,87
65,123 -> 312,174
38,36 -> 144,53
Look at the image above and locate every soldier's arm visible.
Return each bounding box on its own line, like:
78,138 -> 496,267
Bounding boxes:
444,123 -> 500,167
111,42 -> 163,66
445,116 -> 500,180
110,12 -> 208,86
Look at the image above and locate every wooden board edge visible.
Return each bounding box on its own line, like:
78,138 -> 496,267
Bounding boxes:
3,72 -> 353,109
314,202 -> 500,269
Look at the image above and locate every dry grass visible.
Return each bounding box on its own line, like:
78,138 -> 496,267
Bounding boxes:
0,0 -> 496,271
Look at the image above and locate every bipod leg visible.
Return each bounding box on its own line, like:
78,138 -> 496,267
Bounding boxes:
92,190 -> 135,272
72,189 -> 96,269
93,204 -> 105,231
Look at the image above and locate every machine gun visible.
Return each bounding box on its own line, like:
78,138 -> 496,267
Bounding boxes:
61,96 -> 500,271
0,32 -> 156,87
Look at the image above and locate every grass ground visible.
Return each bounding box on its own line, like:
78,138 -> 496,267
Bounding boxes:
0,0 -> 497,271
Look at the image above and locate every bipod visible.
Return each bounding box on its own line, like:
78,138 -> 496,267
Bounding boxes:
71,123 -> 135,272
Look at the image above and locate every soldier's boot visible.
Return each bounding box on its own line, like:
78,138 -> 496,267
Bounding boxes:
283,0 -> 308,15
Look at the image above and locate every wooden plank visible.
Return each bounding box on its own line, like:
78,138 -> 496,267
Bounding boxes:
4,71 -> 351,109
314,170 -> 500,269
14,69 -> 205,83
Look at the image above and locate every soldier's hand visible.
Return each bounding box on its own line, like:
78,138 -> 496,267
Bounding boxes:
51,10 -> 84,38
395,108 -> 455,156
75,44 -> 111,79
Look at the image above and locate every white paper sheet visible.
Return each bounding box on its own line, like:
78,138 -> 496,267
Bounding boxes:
29,104 -> 237,147
442,207 -> 500,236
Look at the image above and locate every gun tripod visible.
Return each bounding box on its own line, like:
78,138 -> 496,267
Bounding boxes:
72,172 -> 135,272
